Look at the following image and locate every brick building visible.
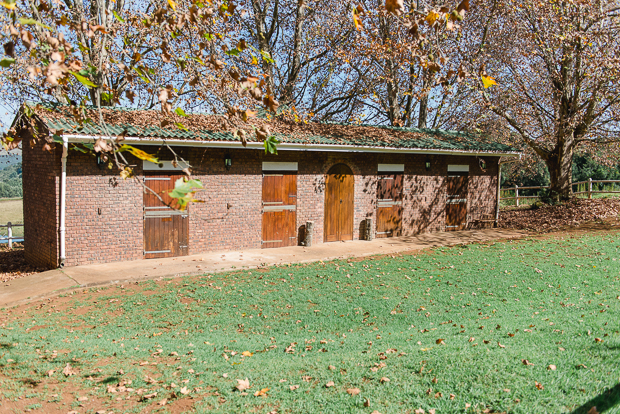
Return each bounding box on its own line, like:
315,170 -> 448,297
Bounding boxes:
15,103 -> 519,268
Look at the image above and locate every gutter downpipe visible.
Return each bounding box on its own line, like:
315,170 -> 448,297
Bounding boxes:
495,154 -> 522,227
59,135 -> 68,268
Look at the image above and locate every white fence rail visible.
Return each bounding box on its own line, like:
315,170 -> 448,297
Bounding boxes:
0,222 -> 23,249
500,179 -> 620,206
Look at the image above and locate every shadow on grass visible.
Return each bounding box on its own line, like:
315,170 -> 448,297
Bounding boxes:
100,376 -> 120,384
570,382 -> 620,413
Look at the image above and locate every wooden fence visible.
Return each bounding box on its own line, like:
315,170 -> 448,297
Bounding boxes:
0,222 -> 23,249
500,179 -> 620,206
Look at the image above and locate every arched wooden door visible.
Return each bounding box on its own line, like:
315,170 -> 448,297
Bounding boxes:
324,164 -> 354,242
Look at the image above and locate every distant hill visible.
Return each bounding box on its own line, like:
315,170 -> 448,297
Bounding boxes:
0,162 -> 22,198
0,148 -> 21,169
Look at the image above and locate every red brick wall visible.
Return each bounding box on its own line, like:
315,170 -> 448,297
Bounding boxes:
24,144 -> 499,267
22,135 -> 60,269
185,148 -> 263,252
63,151 -> 144,266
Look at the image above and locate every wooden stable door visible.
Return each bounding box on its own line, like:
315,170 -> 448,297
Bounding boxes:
262,172 -> 297,248
143,174 -> 189,259
376,173 -> 403,238
324,164 -> 354,242
445,173 -> 468,231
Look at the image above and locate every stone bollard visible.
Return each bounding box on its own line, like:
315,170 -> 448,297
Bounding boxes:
304,221 -> 314,247
365,218 -> 373,241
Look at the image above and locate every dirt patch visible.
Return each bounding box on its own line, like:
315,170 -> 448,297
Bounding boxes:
25,324 -> 48,332
499,197 -> 620,232
0,243 -> 46,283
0,375 -> 195,414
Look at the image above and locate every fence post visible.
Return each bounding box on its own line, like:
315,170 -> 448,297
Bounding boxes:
588,178 -> 592,199
365,218 -> 374,241
515,185 -> 519,207
7,222 -> 12,250
304,221 -> 314,247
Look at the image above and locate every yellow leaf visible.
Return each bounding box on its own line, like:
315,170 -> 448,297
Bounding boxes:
352,8 -> 363,31
119,144 -> 158,163
0,0 -> 16,10
481,74 -> 497,88
426,11 -> 440,26
167,0 -> 177,11
254,387 -> 269,397
242,351 -> 253,357
0,1 -> 17,10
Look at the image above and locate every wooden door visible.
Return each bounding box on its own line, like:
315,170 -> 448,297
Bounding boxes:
143,174 -> 189,258
376,173 -> 403,238
445,173 -> 468,231
262,172 -> 297,248
324,164 -> 354,242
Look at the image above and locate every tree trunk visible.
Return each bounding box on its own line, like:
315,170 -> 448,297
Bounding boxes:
544,141 -> 574,201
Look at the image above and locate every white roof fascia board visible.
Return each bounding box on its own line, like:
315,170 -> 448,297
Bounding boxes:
62,135 -> 520,158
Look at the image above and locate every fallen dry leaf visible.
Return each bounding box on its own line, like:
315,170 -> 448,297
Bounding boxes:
180,387 -> 190,395
347,388 -> 361,395
535,381 -> 544,390
325,381 -> 335,388
158,398 -> 168,406
254,387 -> 269,397
548,365 -> 557,371
499,199 -> 620,232
62,363 -> 76,377
77,396 -> 88,402
522,359 -> 534,366
414,409 -> 425,414
587,407 -> 600,414
289,384 -> 299,391
328,365 -> 336,370
242,351 -> 253,357
380,377 -> 390,383
364,397 -> 370,407
236,378 -> 250,392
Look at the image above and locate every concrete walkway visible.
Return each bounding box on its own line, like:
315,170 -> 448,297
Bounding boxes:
0,228 -> 529,307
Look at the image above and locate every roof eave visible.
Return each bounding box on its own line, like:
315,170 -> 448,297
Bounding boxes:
61,134 -> 521,158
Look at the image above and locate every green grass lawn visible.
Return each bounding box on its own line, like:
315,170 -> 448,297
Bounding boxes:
1,233 -> 619,413
0,199 -> 23,238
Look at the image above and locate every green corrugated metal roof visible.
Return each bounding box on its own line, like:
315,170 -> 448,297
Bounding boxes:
28,102 -> 518,154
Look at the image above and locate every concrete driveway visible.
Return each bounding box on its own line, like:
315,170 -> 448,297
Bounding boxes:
0,228 -> 529,307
